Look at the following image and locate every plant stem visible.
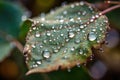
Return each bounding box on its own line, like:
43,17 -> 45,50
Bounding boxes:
105,1 -> 120,5
0,31 -> 24,53
100,4 -> 120,15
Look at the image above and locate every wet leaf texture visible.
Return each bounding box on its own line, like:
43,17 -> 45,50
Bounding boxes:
24,1 -> 109,74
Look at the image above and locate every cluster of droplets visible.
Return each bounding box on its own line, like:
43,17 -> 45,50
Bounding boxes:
24,1 -> 108,70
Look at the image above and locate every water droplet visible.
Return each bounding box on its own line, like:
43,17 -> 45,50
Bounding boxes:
53,49 -> 59,53
43,49 -> 51,59
32,64 -> 38,68
60,34 -> 64,36
63,11 -> 67,15
41,23 -> 44,26
71,4 -> 75,8
32,27 -> 36,30
90,19 -> 94,22
69,18 -> 74,22
68,31 -> 75,38
46,32 -> 51,36
80,25 -> 84,29
79,49 -> 83,54
88,32 -> 97,41
36,61 -> 42,65
59,19 -> 64,23
92,29 -> 96,32
80,1 -> 84,5
71,47 -> 75,51
31,44 -> 36,48
82,11 -> 86,15
35,32 -> 40,37
95,14 -> 99,18
64,55 -> 68,59
39,45 -> 43,48
75,39 -> 80,44
43,40 -> 47,43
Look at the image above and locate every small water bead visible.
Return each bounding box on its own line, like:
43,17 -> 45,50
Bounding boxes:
100,28 -> 103,31
41,17 -> 45,21
82,30 -> 85,33
43,49 -> 51,59
71,47 -> 75,51
69,18 -> 74,22
36,61 -> 42,65
60,33 -> 64,37
59,19 -> 64,23
80,25 -> 84,29
68,31 -> 75,38
92,29 -> 96,32
39,45 -> 43,48
90,19 -> 94,22
32,64 -> 38,68
63,10 -> 67,15
75,38 -> 80,44
95,14 -> 99,18
71,4 -> 75,8
32,27 -> 36,30
64,55 -> 68,59
43,40 -> 47,43
75,3 -> 79,6
46,32 -> 51,36
35,32 -> 40,37
41,23 -> 44,26
53,49 -> 59,53
77,28 -> 80,32
79,49 -> 83,54
88,32 -> 97,41
77,17 -> 81,20
80,1 -> 84,6
31,44 -> 36,48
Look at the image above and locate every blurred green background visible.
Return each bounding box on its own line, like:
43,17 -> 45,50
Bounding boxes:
0,0 -> 120,80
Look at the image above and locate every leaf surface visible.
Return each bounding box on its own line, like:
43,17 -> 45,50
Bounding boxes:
24,2 -> 109,74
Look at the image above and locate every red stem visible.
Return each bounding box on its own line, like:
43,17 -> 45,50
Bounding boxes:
100,4 -> 120,15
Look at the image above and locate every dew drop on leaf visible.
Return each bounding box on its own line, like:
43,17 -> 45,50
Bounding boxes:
43,49 -> 51,59
88,32 -> 97,41
68,31 -> 75,38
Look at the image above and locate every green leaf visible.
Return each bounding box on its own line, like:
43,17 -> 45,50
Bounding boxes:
19,20 -> 32,42
0,1 -> 22,37
24,2 -> 109,74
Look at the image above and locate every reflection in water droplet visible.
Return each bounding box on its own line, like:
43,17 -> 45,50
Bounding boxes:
43,49 -> 51,58
75,38 -> 80,44
32,64 -> 38,68
88,32 -> 97,41
71,47 -> 75,51
79,49 -> 83,54
35,32 -> 40,37
36,61 -> 42,65
63,11 -> 67,15
60,34 -> 64,36
68,31 -> 75,38
53,48 -> 59,53
80,25 -> 84,29
46,32 -> 51,36
31,44 -> 36,48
